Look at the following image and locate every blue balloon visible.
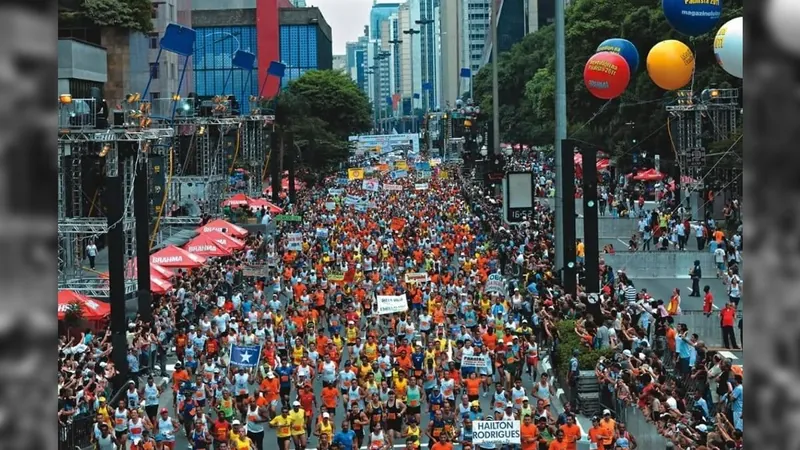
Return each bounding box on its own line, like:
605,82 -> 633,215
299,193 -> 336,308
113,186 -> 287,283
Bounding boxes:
662,0 -> 722,36
596,39 -> 640,73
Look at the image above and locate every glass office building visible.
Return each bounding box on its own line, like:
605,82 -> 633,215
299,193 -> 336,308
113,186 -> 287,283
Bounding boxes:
193,26 -> 259,113
280,24 -> 333,87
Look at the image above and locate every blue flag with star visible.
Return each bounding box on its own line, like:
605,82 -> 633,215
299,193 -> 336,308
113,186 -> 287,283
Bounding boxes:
229,344 -> 262,368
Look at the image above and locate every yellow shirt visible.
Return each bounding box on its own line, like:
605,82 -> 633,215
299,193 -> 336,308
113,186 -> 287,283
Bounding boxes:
293,346 -> 306,364
270,415 -> 293,438
318,420 -> 333,438
289,409 -> 306,435
576,242 -> 585,257
235,436 -> 253,450
394,378 -> 408,400
405,425 -> 421,442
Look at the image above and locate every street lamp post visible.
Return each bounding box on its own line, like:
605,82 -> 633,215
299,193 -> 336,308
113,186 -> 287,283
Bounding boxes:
403,27 -> 421,133
388,39 -> 403,131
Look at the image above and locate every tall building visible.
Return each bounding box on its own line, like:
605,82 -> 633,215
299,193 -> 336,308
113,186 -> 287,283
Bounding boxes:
408,0 -> 438,111
369,2 -> 401,39
279,7 -> 333,86
332,55 -> 347,72
438,0 -> 462,107
144,0 -> 194,102
482,0 -> 560,65
191,0 -> 293,110
462,0 -> 490,77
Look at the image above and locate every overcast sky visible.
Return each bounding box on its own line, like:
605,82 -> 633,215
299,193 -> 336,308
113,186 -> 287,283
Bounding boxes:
308,0 -> 373,54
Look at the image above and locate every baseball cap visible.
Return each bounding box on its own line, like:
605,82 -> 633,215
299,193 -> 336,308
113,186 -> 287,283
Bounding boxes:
323,412 -> 330,418
267,372 -> 275,379
622,349 -> 632,357
505,402 -> 513,408
471,400 -> 480,407
99,397 -> 106,402
293,401 -> 301,406
602,409 -> 611,415
232,419 -> 241,425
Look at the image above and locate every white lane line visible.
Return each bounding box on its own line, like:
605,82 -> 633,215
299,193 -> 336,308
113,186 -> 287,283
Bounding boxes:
616,238 -> 630,249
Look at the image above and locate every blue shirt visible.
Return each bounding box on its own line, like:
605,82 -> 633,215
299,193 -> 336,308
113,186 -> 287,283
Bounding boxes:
694,397 -> 709,418
276,365 -> 295,388
332,430 -> 356,450
730,384 -> 743,414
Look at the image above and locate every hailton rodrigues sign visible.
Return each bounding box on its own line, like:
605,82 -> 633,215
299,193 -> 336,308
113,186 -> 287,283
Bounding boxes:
472,420 -> 521,445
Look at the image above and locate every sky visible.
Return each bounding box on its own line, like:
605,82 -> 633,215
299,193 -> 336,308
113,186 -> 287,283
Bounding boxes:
307,0 -> 373,54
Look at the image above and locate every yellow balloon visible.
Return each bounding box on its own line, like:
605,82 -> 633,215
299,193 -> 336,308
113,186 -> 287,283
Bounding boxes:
646,40 -> 695,91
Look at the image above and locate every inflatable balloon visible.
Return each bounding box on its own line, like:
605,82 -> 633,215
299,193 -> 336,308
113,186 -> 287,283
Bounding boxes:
597,38 -> 640,72
765,0 -> 800,57
583,52 -> 631,100
662,0 -> 722,36
714,17 -> 743,79
647,40 -> 695,91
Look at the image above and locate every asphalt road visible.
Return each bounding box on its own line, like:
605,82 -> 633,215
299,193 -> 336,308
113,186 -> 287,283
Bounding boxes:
632,277 -> 730,311
157,355 -> 588,450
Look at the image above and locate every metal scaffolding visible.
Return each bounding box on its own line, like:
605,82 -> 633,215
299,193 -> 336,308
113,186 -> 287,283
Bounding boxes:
242,116 -> 274,197
58,99 -> 174,296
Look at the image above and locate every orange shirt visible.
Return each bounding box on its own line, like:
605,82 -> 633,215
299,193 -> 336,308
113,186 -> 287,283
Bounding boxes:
482,334 -> 498,351
559,424 -> 581,450
430,443 -> 453,450
321,387 -> 338,408
464,378 -> 481,396
520,423 -> 539,450
598,419 -> 616,445
172,369 -> 190,392
547,440 -> 568,450
587,426 -> 608,445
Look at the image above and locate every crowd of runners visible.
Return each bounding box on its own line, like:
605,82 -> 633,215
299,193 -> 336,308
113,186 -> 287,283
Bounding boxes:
57,150 -> 746,450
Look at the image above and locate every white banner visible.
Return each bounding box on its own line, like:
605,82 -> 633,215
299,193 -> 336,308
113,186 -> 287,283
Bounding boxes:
362,179 -> 381,192
472,420 -> 521,445
484,273 -> 507,296
375,294 -> 408,315
461,354 -> 489,368
414,183 -> 429,190
286,233 -> 303,251
404,272 -> 429,284
383,183 -> 403,191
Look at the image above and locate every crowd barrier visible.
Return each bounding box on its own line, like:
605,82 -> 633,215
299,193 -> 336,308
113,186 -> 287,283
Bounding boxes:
58,414 -> 94,450
677,309 -> 741,348
576,217 -> 639,239
599,390 -> 670,449
602,251 -> 715,278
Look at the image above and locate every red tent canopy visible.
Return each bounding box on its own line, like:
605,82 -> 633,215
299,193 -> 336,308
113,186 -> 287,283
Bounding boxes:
197,219 -> 248,238
100,258 -> 174,280
150,245 -> 207,268
633,169 -> 665,181
247,198 -> 283,214
200,230 -> 246,251
183,234 -> 232,257
58,290 -> 110,321
222,193 -> 250,207
150,276 -> 174,295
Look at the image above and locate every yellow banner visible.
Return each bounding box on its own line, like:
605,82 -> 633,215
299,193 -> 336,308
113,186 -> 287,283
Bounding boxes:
394,161 -> 409,170
328,272 -> 345,281
348,168 -> 365,180
438,170 -> 449,179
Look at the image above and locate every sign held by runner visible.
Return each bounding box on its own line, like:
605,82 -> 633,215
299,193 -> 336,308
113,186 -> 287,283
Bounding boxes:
404,272 -> 429,283
484,273 -> 507,296
472,420 -> 521,445
375,294 -> 409,315
286,233 -> 303,251
461,354 -> 488,368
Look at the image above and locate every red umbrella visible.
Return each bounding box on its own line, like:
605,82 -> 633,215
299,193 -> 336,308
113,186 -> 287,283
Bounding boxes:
58,290 -> 110,321
248,198 -> 283,214
183,234 -> 232,257
200,230 -> 246,251
221,193 -> 250,207
150,245 -> 207,268
197,219 -> 249,238
634,169 -> 665,182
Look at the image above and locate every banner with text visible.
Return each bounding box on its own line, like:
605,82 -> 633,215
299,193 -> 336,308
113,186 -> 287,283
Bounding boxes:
472,420 -> 521,445
383,183 -> 403,191
376,294 -> 409,315
461,354 -> 489,368
286,233 -> 303,251
362,179 -> 381,192
404,272 -> 429,283
414,183 -> 429,190
484,273 -> 507,296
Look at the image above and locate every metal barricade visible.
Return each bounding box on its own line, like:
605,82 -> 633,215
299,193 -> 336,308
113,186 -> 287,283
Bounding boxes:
59,414 -> 95,450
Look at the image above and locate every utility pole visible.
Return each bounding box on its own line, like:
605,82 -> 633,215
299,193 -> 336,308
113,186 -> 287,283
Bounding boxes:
403,28 -> 421,133
553,0 -> 567,274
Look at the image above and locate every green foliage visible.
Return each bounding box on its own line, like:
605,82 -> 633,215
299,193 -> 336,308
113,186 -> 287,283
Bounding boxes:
276,70 -> 372,172
554,320 -> 615,380
59,0 -> 154,33
475,0 -> 743,162
62,301 -> 85,328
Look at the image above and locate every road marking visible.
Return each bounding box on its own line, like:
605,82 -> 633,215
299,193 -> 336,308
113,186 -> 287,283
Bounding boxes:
616,238 -> 630,249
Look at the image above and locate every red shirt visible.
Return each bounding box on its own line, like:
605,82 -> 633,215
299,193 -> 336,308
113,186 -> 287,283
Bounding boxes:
298,391 -> 315,416
721,307 -> 736,327
703,293 -> 714,313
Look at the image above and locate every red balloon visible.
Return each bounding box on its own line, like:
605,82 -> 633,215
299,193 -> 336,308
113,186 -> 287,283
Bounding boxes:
583,51 -> 631,100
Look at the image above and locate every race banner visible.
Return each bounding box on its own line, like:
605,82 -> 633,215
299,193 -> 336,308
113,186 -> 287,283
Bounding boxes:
229,344 -> 263,369
344,195 -> 361,206
404,272 -> 429,283
391,170 -> 408,179
328,188 -> 344,196
348,168 -> 365,180
394,161 -> 409,170
383,183 -> 403,191
286,233 -> 303,251
377,163 -> 390,172
418,171 -> 431,179
415,161 -> 431,171
376,294 -> 409,315
484,273 -> 507,296
472,420 -> 521,445
461,354 -> 489,369
337,178 -> 349,185
362,179 -> 380,192
429,158 -> 442,167
414,183 -> 429,190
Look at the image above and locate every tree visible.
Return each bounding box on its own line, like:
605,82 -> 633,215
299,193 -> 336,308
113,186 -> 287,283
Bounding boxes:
59,0 -> 153,33
275,70 -> 372,174
476,0 -> 743,163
